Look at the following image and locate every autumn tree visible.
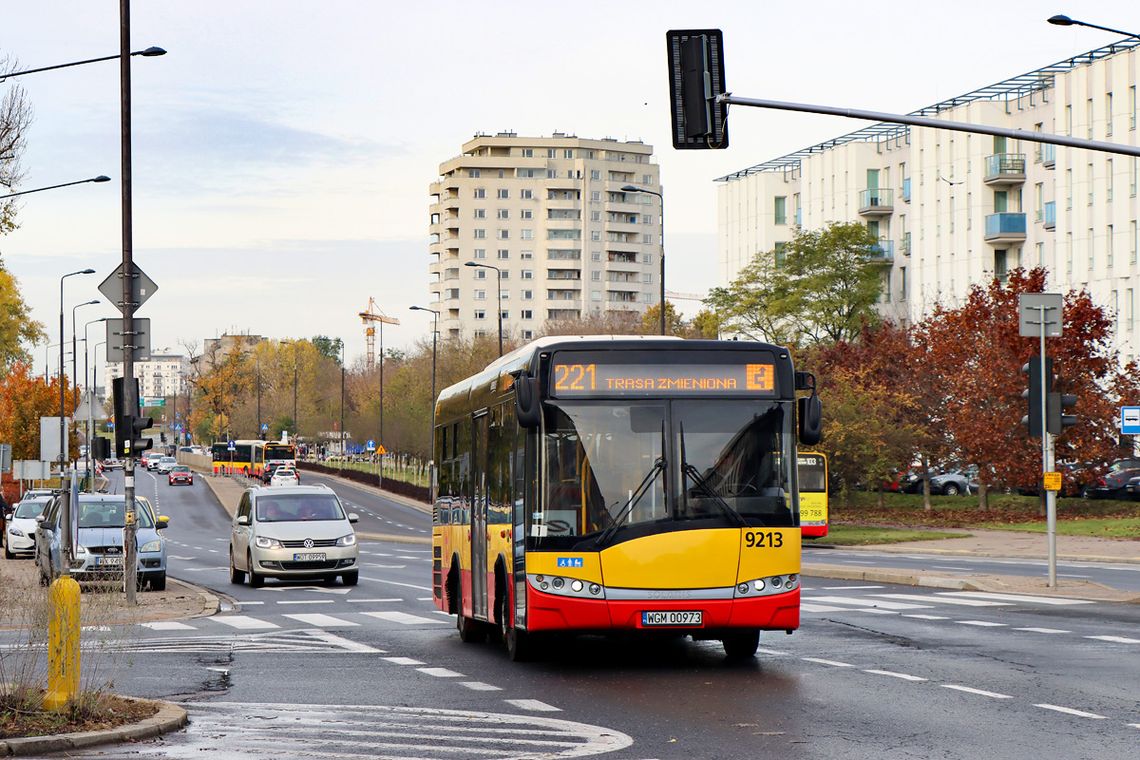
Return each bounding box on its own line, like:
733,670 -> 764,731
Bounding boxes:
0,362 -> 75,460
0,267 -> 46,369
706,221 -> 883,346
638,301 -> 686,336
1,56 -> 33,236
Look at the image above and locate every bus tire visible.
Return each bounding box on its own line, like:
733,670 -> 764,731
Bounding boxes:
722,629 -> 760,659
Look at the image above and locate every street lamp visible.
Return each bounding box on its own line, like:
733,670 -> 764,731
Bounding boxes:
83,317 -> 109,490
410,306 -> 440,465
59,270 -> 96,468
72,300 -> 99,408
0,175 -> 111,201
340,342 -> 346,458
0,47 -> 165,82
464,261 -> 503,356
1046,15 -> 1140,39
621,185 -> 666,336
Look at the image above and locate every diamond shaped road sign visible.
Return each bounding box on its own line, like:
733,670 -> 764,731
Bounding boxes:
98,262 -> 158,313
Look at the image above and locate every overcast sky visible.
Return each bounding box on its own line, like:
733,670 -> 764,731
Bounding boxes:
2,0 -> 1136,379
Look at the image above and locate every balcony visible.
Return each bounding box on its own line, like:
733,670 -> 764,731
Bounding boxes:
858,188 -> 894,216
984,212 -> 1027,244
868,239 -> 894,264
983,153 -> 1026,186
1041,143 -> 1055,169
1043,201 -> 1056,230
901,178 -> 911,203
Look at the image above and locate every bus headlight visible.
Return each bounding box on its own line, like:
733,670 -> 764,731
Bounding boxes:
570,580 -> 583,593
736,574 -> 799,598
528,574 -> 605,600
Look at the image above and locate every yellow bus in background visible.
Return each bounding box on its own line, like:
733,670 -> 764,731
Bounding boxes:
798,452 -> 828,539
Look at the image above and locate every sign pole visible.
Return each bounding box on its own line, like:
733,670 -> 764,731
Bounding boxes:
1039,305 -> 1056,588
120,0 -> 138,605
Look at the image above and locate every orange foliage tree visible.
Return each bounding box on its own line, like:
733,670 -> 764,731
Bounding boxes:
0,361 -> 77,461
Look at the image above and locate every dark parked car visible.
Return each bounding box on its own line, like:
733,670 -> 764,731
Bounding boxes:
1124,474 -> 1140,501
1082,459 -> 1140,500
930,468 -> 978,496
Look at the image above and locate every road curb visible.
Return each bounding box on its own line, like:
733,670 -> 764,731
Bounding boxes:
835,544 -> 1140,565
168,576 -> 222,618
0,696 -> 187,757
303,470 -> 431,514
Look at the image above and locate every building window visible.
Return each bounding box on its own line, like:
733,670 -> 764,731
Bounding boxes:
774,242 -> 787,267
995,250 -> 1008,282
1035,183 -> 1044,222
546,148 -> 556,158
501,291 -> 509,301
1088,163 -> 1094,205
591,231 -> 600,241
642,174 -> 652,184
521,269 -> 533,280
497,188 -> 509,199
474,310 -> 486,320
1108,159 -> 1114,201
469,169 -> 481,178
590,191 -> 601,201
1036,242 -> 1044,266
497,229 -> 509,240
473,208 -> 485,219
500,271 -> 509,281
474,187 -> 486,199
521,148 -> 533,158
642,253 -> 653,264
521,309 -> 534,320
497,209 -> 509,220
642,273 -> 652,283
1131,86 -> 1138,130
642,234 -> 654,244
1132,221 -> 1138,263
1087,98 -> 1094,139
521,250 -> 533,260
522,290 -> 533,300
1112,290 -> 1119,317
1065,170 -> 1073,209
564,149 -> 573,159
899,266 -> 907,301
474,248 -> 486,259
475,269 -> 486,280
1106,92 -> 1114,136
520,209 -> 533,220
1132,157 -> 1138,197
475,290 -> 486,301
497,249 -> 509,259
520,189 -> 533,200
591,251 -> 601,262
521,229 -> 534,240
474,229 -> 486,239
1088,227 -> 1094,272
774,196 -> 787,225
590,170 -> 600,180
1066,233 -> 1073,274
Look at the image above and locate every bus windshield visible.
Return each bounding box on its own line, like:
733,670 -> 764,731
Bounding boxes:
538,399 -> 795,548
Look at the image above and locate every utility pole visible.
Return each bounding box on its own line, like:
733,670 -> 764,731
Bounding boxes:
120,0 -> 138,604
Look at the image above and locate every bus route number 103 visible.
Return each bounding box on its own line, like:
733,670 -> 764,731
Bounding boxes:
744,531 -> 783,548
554,363 -> 597,392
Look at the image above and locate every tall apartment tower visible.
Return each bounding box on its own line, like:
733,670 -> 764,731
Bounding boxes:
717,39 -> 1140,365
429,133 -> 663,341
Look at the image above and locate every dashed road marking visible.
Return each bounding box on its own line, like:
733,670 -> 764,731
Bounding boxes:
505,699 -> 561,712
417,667 -> 464,678
1034,704 -> 1107,719
864,669 -> 927,682
801,657 -> 853,667
942,684 -> 1013,699
956,620 -> 1006,627
1014,627 -> 1070,634
1085,635 -> 1140,644
875,593 -> 1006,607
462,681 -> 503,691
902,614 -> 949,620
946,591 -> 1096,606
382,656 -> 425,665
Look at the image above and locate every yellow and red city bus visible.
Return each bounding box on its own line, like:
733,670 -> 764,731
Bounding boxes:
264,442 -> 297,471
431,336 -> 822,660
798,452 -> 829,539
211,440 -> 265,477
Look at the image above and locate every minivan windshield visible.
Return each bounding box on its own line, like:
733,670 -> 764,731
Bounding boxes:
255,494 -> 344,522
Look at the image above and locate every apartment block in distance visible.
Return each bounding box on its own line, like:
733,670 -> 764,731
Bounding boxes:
717,38 -> 1140,364
429,132 -> 663,341
105,353 -> 191,400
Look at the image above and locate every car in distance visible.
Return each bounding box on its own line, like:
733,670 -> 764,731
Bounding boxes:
102,457 -> 123,470
155,456 -> 178,474
168,465 -> 194,486
229,485 -> 359,587
930,468 -> 978,496
4,495 -> 53,559
269,467 -> 300,488
1082,460 -> 1140,500
35,493 -> 168,590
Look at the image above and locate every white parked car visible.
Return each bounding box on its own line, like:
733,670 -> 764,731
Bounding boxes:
5,495 -> 53,559
269,467 -> 300,487
229,485 -> 359,587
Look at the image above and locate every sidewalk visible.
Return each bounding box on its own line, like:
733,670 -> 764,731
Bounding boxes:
805,528 -> 1140,603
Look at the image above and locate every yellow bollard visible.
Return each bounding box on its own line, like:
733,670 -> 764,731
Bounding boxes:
43,575 -> 81,711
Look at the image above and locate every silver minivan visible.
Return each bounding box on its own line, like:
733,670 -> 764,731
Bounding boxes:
229,484 -> 359,587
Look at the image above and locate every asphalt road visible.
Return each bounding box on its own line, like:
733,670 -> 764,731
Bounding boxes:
12,473 -> 1139,759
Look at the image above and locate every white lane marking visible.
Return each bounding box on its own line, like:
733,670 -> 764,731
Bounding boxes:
875,594 -> 1008,607
239,601 -> 265,605
756,648 -> 789,656
275,600 -> 335,605
809,596 -> 931,610
283,613 -> 360,628
140,621 -> 196,631
211,616 -> 280,630
801,657 -> 853,667
462,682 -> 503,691
819,585 -> 884,590
207,549 -> 220,553
346,597 -> 403,603
505,699 -> 561,712
1085,635 -> 1140,644
800,603 -> 852,613
1034,704 -> 1107,719
366,563 -> 408,569
360,576 -> 432,591
416,596 -> 434,601
382,657 -> 425,665
942,684 -> 1013,699
1127,723 -> 1140,729
864,669 -> 927,682
956,620 -> 1007,627
362,611 -> 450,625
944,591 -> 1096,606
417,667 -> 464,678
903,614 -> 949,620
169,555 -> 195,561
1014,627 -> 1070,634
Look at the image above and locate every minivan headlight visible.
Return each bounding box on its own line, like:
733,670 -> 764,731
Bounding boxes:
75,545 -> 87,555
140,540 -> 162,553
336,534 -> 356,547
255,536 -> 282,549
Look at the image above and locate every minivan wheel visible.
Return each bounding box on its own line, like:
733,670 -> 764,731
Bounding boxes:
229,549 -> 245,585
247,552 -> 264,588
341,571 -> 359,586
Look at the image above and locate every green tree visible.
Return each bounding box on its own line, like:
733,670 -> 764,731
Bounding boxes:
687,309 -> 722,339
0,267 -> 46,369
706,222 -> 884,347
311,335 -> 344,364
638,301 -> 686,336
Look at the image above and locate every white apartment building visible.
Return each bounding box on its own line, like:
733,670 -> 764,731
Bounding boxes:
429,133 -> 663,341
718,39 -> 1140,364
105,354 -> 190,400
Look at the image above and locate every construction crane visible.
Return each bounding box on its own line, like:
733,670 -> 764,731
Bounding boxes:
359,298 -> 399,371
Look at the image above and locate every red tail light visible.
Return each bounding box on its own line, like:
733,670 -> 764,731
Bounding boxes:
1095,477 -> 1106,487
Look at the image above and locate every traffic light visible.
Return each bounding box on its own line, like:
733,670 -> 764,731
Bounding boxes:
160,431 -> 167,443
112,376 -> 153,457
666,29 -> 728,149
1047,390 -> 1078,434
91,436 -> 111,461
128,414 -> 154,456
1020,355 -> 1053,438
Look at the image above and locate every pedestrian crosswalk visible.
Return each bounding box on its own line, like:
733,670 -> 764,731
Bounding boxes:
138,607 -> 451,634
800,589 -> 1097,614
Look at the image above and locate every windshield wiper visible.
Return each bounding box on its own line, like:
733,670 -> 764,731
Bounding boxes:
679,422 -> 748,528
594,455 -> 666,549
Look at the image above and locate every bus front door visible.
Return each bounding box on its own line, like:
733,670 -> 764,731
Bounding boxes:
472,412 -> 489,621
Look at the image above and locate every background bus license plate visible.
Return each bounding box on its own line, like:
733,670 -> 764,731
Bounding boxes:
293,552 -> 326,561
642,611 -> 702,627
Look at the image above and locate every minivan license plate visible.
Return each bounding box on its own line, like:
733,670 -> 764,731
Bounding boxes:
642,610 -> 702,627
293,552 -> 326,561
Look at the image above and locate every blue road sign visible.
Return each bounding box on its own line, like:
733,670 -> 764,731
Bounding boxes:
261,423 -> 269,432
366,439 -> 376,451
1122,406 -> 1140,435
175,424 -> 183,433
227,440 -> 236,452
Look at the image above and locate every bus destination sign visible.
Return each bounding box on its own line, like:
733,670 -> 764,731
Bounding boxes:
550,360 -> 776,396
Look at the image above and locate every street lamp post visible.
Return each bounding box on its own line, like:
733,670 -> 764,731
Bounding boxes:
84,318 -> 109,490
57,269 -> 95,570
621,185 -> 665,336
72,301 -> 99,409
410,306 -> 439,484
0,176 -> 111,201
464,261 -> 503,355
1047,15 -> 1140,38
0,46 -> 165,82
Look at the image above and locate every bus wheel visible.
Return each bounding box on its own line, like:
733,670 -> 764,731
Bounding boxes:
722,629 -> 760,659
457,607 -> 486,644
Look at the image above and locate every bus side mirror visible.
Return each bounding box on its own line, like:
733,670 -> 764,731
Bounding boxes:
515,374 -> 541,429
798,394 -> 822,446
